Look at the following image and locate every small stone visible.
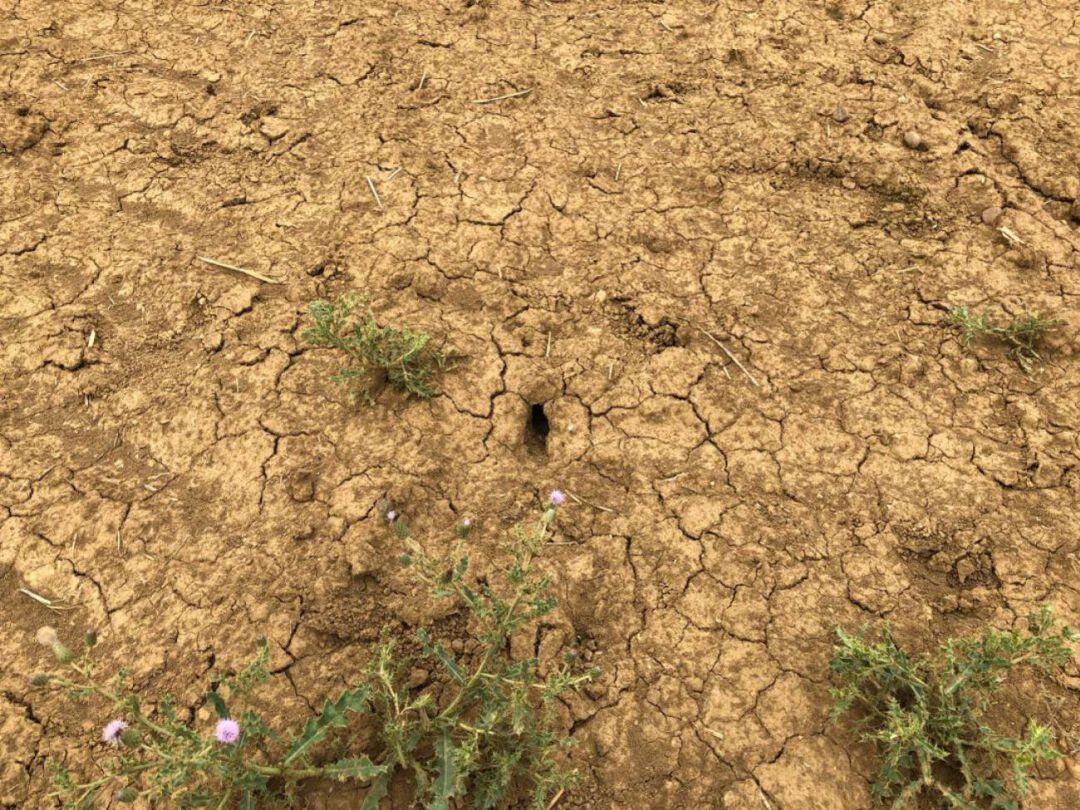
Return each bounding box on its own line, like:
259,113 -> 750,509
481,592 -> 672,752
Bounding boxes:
35,627 -> 59,647
216,286 -> 254,315
833,105 -> 849,123
408,668 -> 429,688
903,130 -> 923,150
259,116 -> 289,142
872,32 -> 888,44
202,331 -> 223,352
595,289 -> 607,303
980,205 -> 1003,226
841,178 -> 856,190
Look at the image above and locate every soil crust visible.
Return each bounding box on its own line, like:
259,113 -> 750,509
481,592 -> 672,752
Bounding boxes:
2,1 -> 1078,807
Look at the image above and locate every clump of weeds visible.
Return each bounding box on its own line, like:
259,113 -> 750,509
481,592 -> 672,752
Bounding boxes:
30,495 -> 597,809
830,607 -> 1077,809
946,306 -> 1064,371
303,293 -> 447,401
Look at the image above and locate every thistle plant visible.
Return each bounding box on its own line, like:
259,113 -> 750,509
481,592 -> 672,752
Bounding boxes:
303,294 -> 445,401
830,607 -> 1077,809
946,306 -> 1064,371
31,497 -> 597,809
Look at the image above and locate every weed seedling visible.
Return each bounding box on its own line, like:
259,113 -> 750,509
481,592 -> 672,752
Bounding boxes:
303,294 -> 446,401
830,607 -> 1077,808
946,306 -> 1063,371
31,499 -> 597,809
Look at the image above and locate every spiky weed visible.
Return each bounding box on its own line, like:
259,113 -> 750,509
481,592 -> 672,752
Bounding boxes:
31,501 -> 597,809
303,294 -> 446,401
946,306 -> 1063,371
830,607 -> 1077,808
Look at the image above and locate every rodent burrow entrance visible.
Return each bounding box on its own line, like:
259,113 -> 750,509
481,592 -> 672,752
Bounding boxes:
525,402 -> 550,454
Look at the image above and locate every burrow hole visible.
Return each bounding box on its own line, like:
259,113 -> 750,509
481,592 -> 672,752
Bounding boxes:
525,402 -> 550,454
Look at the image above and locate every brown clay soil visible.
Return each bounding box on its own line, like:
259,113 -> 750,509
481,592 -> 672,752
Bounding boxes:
2,1 -> 1080,807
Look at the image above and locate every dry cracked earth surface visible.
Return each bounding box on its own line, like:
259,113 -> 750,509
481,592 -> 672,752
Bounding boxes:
2,1 -> 1080,807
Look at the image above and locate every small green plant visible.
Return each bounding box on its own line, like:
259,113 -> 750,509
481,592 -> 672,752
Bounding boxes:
830,607 -> 1077,809
31,497 -> 597,809
946,306 -> 1064,371
303,294 -> 445,400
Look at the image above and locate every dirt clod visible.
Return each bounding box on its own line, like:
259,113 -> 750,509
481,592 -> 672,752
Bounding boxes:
903,130 -> 924,150
981,205 -> 1003,226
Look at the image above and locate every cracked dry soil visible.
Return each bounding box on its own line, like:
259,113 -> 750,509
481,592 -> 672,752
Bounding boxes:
2,1 -> 1079,808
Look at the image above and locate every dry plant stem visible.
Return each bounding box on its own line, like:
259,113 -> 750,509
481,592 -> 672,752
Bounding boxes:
366,176 -> 382,208
472,87 -> 533,104
697,327 -> 759,386
196,255 -> 281,284
566,490 -> 616,513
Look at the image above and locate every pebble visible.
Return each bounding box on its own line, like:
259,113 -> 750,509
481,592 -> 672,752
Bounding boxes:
408,668 -> 429,688
980,205 -> 1003,226
259,116 -> 289,142
872,32 -> 888,44
833,105 -> 849,123
903,130 -> 923,150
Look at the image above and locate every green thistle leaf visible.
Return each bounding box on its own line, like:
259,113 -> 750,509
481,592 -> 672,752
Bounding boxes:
205,690 -> 229,720
361,772 -> 391,810
429,730 -> 463,809
283,686 -> 371,767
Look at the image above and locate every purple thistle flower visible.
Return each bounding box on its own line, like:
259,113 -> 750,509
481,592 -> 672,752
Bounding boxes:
386,510 -> 397,522
102,719 -> 127,745
549,489 -> 566,507
215,718 -> 240,745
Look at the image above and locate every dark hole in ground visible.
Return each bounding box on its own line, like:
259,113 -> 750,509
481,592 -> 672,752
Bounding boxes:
525,402 -> 550,453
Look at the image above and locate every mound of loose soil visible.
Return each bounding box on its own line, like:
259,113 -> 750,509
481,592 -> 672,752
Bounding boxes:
2,1 -> 1078,807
